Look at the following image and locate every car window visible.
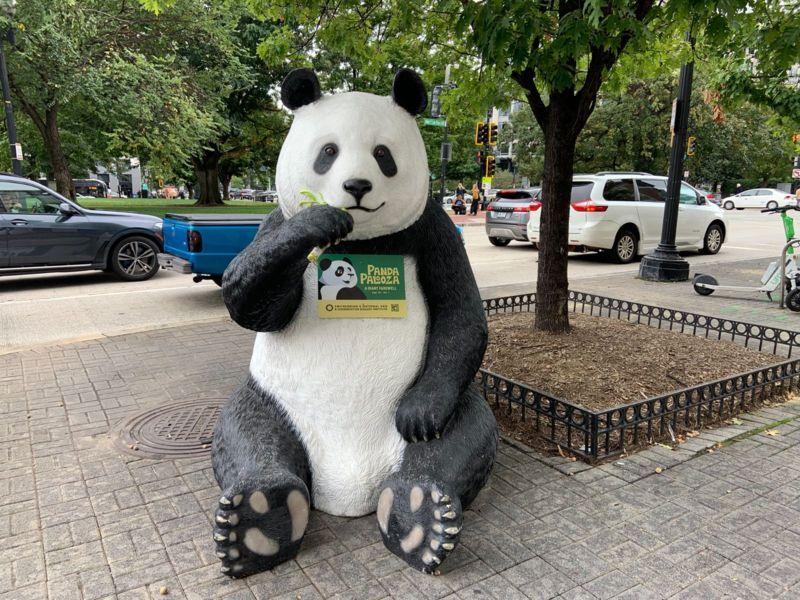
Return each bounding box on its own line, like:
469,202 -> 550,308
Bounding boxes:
636,178 -> 666,202
679,183 -> 699,205
571,181 -> 594,202
740,189 -> 755,196
602,179 -> 635,201
755,190 -> 772,196
496,190 -> 533,200
0,182 -> 63,215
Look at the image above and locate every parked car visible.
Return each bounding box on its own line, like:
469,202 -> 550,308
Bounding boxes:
695,187 -> 719,206
158,213 -> 262,284
720,188 -> 796,210
255,190 -> 278,203
484,188 -> 540,246
526,172 -> 728,263
0,174 -> 163,280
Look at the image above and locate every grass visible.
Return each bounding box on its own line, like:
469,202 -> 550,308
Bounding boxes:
76,197 -> 277,218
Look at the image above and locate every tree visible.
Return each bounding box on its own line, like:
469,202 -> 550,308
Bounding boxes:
4,0 -> 222,198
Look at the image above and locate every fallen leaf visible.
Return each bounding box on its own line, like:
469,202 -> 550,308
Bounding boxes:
655,467 -> 663,474
764,429 -> 780,436
732,418 -> 744,425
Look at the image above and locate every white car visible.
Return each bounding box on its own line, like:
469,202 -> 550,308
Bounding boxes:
527,172 -> 729,263
721,188 -> 796,210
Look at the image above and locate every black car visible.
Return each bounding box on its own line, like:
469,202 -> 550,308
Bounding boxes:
0,175 -> 163,281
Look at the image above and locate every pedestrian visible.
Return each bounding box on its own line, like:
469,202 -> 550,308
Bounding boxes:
470,182 -> 480,215
736,182 -> 742,194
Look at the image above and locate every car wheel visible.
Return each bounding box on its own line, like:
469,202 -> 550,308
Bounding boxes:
611,228 -> 638,264
766,201 -> 778,210
723,200 -> 734,210
110,236 -> 160,281
701,223 -> 724,255
489,237 -> 511,247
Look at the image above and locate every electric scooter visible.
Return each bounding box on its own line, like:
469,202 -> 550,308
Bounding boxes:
692,205 -> 800,311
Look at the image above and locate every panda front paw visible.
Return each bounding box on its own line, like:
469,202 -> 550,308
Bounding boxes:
292,204 -> 354,249
395,385 -> 457,443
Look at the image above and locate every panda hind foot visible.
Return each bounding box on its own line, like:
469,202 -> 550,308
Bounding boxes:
213,472 -> 310,578
376,477 -> 462,574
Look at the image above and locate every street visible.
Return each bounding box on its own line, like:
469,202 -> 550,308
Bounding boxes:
0,209 -> 788,354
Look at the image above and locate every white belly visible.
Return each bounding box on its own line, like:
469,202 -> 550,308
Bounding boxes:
249,257 -> 428,516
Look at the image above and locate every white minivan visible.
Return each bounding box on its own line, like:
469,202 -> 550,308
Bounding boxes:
526,172 -> 729,263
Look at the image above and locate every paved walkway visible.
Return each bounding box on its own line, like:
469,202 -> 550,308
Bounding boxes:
4,310 -> 800,600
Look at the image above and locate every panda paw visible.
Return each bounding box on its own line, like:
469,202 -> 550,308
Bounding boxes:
213,472 -> 310,578
293,204 -> 354,248
376,476 -> 462,574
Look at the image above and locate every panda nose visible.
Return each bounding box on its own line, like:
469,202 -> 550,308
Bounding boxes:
343,178 -> 372,202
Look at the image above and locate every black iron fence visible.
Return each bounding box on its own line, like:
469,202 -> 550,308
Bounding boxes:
479,291 -> 800,462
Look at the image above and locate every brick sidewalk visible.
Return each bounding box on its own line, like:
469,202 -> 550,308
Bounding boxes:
4,319 -> 800,599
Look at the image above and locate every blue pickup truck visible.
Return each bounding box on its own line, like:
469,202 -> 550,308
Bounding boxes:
157,213 -> 262,284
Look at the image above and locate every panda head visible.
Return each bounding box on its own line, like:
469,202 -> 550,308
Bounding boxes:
319,257 -> 358,289
276,68 -> 429,240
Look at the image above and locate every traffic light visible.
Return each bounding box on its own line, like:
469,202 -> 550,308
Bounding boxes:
488,122 -> 498,146
429,85 -> 442,118
485,155 -> 496,177
687,136 -> 697,156
474,122 -> 488,146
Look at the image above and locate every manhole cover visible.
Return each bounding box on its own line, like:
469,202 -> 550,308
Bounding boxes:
113,398 -> 225,459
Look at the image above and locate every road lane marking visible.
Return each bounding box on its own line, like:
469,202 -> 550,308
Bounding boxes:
0,284 -> 211,305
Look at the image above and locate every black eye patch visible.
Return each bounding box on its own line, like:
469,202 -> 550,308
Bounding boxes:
335,266 -> 344,277
373,145 -> 397,177
314,143 -> 338,174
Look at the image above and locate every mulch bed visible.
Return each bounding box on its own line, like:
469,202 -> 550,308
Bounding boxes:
483,311 -> 783,456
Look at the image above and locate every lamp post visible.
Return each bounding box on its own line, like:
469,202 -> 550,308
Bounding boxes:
639,33 -> 694,282
0,0 -> 20,176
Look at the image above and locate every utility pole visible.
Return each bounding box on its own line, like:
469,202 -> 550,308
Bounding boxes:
435,65 -> 455,203
0,0 -> 21,176
639,32 -> 694,282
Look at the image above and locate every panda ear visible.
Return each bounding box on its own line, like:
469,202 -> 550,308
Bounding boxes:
281,68 -> 322,110
320,258 -> 331,271
343,257 -> 354,266
391,68 -> 427,116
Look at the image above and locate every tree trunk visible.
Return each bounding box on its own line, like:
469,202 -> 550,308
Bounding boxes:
220,171 -> 232,201
43,108 -> 74,199
535,95 -> 579,333
193,150 -> 223,206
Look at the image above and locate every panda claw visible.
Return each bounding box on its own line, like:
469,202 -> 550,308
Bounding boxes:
444,526 -> 460,535
214,532 -> 228,542
440,495 -> 450,504
219,496 -> 232,507
443,510 -> 456,520
216,550 -> 227,559
221,566 -> 230,574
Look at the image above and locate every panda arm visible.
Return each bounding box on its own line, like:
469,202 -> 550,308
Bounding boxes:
394,202 -> 488,442
221,206 -> 353,332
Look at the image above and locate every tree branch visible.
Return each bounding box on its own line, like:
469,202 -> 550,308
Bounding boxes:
511,67 -> 549,131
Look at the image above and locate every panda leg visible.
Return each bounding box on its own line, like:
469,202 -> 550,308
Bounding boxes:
211,377 -> 311,578
377,386 -> 497,573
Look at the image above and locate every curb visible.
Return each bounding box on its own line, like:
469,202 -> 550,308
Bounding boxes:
500,399 -> 800,480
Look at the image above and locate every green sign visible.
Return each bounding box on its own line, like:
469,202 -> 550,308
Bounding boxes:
317,254 -> 406,318
423,117 -> 447,128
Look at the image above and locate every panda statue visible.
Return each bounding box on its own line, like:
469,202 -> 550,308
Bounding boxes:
212,67 -> 498,578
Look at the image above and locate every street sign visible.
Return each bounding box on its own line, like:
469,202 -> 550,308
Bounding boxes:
429,86 -> 442,119
12,143 -> 22,161
482,176 -> 492,187
793,168 -> 800,179
424,117 -> 447,127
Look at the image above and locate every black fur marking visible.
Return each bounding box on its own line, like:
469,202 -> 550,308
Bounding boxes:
281,68 -> 322,110
391,69 -> 427,116
373,145 -> 398,177
221,206 -> 353,332
313,143 -> 338,174
211,378 -> 312,578
378,389 -> 497,573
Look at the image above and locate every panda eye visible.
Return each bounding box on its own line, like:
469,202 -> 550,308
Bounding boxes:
314,143 -> 339,174
373,145 -> 397,177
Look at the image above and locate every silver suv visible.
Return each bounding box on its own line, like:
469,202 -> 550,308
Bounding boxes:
484,188 -> 540,246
